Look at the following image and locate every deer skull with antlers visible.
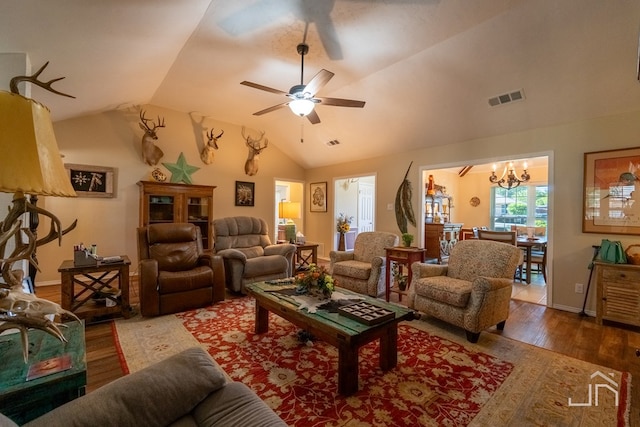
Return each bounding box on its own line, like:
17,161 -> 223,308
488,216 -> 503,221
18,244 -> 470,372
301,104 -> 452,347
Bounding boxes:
139,110 -> 166,166
242,126 -> 268,176
200,128 -> 224,164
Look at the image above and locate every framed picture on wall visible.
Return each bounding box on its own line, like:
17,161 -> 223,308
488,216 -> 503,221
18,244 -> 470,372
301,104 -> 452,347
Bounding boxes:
583,146 -> 640,235
310,181 -> 327,212
235,181 -> 255,206
65,164 -> 117,198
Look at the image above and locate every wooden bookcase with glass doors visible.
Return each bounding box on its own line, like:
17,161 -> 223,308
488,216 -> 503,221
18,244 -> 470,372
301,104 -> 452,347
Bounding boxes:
137,181 -> 216,250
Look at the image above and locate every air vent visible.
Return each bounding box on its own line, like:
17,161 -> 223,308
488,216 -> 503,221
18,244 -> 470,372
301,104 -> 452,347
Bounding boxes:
488,89 -> 525,107
326,139 -> 340,146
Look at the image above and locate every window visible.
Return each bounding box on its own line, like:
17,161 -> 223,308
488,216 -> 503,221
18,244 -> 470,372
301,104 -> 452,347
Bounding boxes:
490,185 -> 548,231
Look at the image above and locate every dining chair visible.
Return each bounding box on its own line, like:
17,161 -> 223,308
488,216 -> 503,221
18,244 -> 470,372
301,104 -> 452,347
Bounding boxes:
477,230 -> 525,282
528,244 -> 547,282
507,226 -> 547,282
460,228 -> 475,240
477,229 -> 517,245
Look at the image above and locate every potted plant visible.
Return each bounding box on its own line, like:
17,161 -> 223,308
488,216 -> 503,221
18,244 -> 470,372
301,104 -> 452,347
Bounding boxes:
401,233 -> 414,247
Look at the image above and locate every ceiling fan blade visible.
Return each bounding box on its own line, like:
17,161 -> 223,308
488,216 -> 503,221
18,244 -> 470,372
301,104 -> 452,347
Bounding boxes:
253,102 -> 289,116
315,14 -> 343,60
304,69 -> 334,97
241,81 -> 288,96
315,97 -> 365,108
306,109 -> 321,124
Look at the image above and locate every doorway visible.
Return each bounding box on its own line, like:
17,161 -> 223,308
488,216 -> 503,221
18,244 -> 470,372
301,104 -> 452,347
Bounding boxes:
274,180 -> 304,243
419,155 -> 551,306
334,175 -> 376,250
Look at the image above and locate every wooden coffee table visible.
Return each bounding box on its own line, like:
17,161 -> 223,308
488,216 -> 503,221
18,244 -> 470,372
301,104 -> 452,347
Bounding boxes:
245,282 -> 415,395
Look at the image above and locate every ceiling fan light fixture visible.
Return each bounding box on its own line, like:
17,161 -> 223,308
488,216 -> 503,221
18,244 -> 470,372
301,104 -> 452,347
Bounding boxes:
289,98 -> 315,116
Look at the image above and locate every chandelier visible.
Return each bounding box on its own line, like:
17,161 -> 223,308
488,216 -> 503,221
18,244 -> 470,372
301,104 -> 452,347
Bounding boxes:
489,162 -> 530,189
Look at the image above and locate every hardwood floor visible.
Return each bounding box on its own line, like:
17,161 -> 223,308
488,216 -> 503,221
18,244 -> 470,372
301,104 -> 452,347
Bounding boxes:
34,280 -> 640,425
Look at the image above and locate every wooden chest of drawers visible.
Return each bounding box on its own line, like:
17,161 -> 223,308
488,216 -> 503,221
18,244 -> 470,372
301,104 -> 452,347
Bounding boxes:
594,261 -> 640,326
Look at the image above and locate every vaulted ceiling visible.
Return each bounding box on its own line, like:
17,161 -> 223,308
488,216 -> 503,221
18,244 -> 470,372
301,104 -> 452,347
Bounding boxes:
2,0 -> 640,168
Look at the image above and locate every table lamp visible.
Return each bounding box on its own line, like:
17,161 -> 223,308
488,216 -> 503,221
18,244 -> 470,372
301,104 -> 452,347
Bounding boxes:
0,62 -> 79,361
279,201 -> 301,243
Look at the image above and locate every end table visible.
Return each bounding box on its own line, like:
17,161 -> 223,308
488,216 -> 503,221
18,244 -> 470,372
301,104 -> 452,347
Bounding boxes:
58,255 -> 133,321
0,321 -> 86,424
384,246 -> 426,302
294,243 -> 319,271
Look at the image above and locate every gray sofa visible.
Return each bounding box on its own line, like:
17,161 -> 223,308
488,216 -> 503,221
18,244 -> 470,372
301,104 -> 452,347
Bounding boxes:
0,347 -> 286,427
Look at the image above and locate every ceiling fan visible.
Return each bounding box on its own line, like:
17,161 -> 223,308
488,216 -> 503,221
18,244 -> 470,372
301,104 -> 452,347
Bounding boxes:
240,43 -> 365,124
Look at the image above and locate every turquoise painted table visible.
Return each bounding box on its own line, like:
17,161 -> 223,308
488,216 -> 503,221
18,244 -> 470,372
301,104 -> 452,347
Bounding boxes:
0,321 -> 86,424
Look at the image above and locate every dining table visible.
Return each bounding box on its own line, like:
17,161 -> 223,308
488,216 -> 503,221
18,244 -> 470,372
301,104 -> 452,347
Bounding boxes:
516,236 -> 547,284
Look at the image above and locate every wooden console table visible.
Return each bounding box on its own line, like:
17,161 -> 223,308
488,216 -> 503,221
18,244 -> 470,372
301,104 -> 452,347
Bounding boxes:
58,256 -> 133,321
594,261 -> 640,326
384,246 -> 426,302
0,321 -> 86,424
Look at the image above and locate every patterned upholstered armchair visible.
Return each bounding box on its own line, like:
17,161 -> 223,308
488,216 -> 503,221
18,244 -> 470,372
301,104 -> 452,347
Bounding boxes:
329,231 -> 399,297
407,239 -> 521,343
213,216 -> 296,293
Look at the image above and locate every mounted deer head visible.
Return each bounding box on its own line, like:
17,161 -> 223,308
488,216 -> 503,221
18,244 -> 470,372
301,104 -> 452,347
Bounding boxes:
139,110 -> 166,166
241,126 -> 268,176
200,128 -> 224,164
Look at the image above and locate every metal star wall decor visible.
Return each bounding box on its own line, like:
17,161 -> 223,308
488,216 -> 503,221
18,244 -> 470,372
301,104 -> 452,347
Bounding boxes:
162,152 -> 200,184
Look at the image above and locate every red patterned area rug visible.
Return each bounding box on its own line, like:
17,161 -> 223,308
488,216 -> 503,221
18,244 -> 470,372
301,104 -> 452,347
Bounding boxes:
114,297 -> 631,426
177,298 -> 511,426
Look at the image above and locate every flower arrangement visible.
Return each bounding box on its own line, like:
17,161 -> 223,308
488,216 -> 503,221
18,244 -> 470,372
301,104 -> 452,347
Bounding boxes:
336,213 -> 354,234
295,263 -> 335,299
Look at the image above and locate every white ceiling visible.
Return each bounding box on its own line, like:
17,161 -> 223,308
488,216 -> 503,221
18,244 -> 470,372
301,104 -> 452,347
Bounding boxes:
2,0 -> 640,168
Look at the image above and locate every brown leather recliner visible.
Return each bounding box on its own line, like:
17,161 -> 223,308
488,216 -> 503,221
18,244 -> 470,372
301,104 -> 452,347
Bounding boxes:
137,223 -> 225,317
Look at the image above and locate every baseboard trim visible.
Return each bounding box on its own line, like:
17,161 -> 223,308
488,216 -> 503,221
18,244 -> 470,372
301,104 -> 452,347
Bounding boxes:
551,303 -> 596,317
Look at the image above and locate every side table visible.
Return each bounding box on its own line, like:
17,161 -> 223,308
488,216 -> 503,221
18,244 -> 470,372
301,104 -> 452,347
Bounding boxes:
0,321 -> 86,424
384,246 -> 426,302
594,261 -> 640,326
58,255 -> 133,321
295,243 -> 319,271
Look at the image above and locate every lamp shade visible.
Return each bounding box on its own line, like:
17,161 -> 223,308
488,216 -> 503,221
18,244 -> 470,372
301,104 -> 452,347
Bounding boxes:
288,99 -> 315,117
0,91 -> 76,197
279,201 -> 301,219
